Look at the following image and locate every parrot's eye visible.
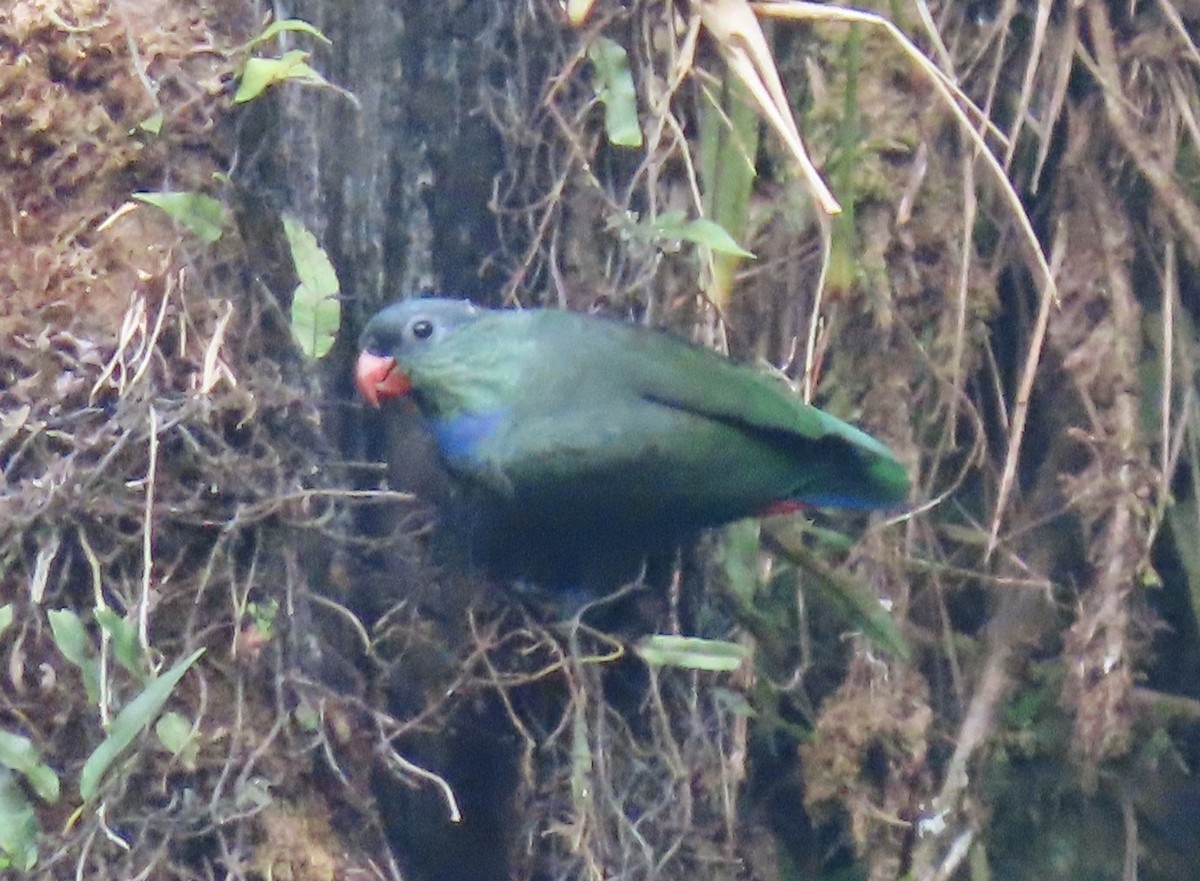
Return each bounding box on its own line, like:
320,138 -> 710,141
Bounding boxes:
410,319 -> 435,341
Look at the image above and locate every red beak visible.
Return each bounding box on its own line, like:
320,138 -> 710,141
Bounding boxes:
355,351 -> 412,407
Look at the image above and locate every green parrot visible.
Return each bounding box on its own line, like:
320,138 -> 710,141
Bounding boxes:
356,298 -> 908,588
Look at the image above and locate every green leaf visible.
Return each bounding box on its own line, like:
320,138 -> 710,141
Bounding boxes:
635,635 -> 750,672
47,609 -> 99,703
46,608 -> 91,668
0,730 -> 60,803
711,686 -> 755,717
586,36 -> 642,148
564,0 -> 597,26
570,699 -> 592,807
651,212 -> 755,258
0,768 -> 39,872
761,520 -> 912,661
283,215 -> 341,359
137,111 -> 164,135
699,74 -> 759,308
133,191 -> 227,243
292,698 -> 321,733
79,648 -> 204,803
236,776 -> 274,811
95,608 -> 144,679
1168,494 -> 1200,629
247,598 -> 280,640
155,711 -> 200,771
235,51 -> 330,104
719,520 -> 764,605
251,18 -> 331,49
154,712 -> 191,755
0,604 -> 12,638
801,523 -> 857,553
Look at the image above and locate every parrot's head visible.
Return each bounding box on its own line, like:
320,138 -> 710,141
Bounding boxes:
355,298 -> 481,407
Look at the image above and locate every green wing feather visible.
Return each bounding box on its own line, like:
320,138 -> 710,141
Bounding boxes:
460,311 -> 908,515
592,316 -> 896,454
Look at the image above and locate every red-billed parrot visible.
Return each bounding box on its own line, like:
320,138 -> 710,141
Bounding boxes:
356,298 -> 908,588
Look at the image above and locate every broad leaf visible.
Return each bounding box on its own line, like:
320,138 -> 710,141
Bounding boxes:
47,609 -> 99,703
79,648 -> 204,803
282,215 -> 341,359
651,211 -> 755,258
250,19 -> 331,49
0,769 -> 38,872
635,635 -> 750,672
235,51 -> 330,104
133,191 -> 227,243
95,608 -> 145,680
0,730 -> 59,803
587,36 -> 642,148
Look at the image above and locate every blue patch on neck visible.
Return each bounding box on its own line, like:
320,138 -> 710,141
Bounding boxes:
795,492 -> 900,511
432,411 -> 503,463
